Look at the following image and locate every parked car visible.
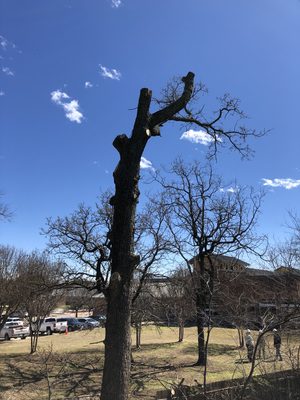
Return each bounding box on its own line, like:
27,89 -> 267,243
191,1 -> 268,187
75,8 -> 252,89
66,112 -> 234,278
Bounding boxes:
41,317 -> 68,334
7,317 -> 25,326
91,314 -> 106,327
56,317 -> 84,331
77,317 -> 100,329
32,317 -> 68,335
0,322 -> 30,341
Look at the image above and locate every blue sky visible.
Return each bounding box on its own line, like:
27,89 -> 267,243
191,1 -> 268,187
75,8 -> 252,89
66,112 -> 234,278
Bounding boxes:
1,0 -> 300,254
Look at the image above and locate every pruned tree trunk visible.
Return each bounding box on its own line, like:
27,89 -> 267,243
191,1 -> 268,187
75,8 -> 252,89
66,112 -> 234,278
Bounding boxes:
100,73 -> 195,400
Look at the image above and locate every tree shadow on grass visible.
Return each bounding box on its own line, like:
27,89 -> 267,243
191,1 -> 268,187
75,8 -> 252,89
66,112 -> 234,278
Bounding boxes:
183,343 -> 237,357
132,341 -> 179,353
0,351 -> 103,398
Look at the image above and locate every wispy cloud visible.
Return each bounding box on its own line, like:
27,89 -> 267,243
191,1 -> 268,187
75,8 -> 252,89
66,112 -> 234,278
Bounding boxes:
0,35 -> 8,50
2,66 -> 14,76
85,81 -> 93,88
220,187 -> 238,193
0,90 -> 5,96
99,64 -> 121,80
51,89 -> 83,124
111,0 -> 122,8
140,157 -> 155,171
262,178 -> 300,190
180,129 -> 219,145
0,35 -> 19,53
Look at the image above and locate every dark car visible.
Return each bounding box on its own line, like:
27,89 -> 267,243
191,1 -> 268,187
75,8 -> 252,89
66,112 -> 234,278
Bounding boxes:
91,315 -> 106,327
56,317 -> 84,331
77,317 -> 100,329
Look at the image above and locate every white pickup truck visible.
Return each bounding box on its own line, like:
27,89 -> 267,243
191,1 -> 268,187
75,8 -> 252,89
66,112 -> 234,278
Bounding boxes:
37,317 -> 68,335
0,321 -> 30,341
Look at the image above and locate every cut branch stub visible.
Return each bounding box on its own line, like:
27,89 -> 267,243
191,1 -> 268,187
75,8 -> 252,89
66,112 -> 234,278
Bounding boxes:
132,88 -> 152,139
150,125 -> 161,137
113,134 -> 129,155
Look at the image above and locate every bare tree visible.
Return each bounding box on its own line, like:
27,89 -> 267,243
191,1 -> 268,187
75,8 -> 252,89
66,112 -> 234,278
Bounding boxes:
43,191 -> 113,295
100,71 -> 266,400
19,251 -> 64,353
131,291 -> 154,350
44,193 -> 171,397
0,245 -> 25,329
0,193 -> 12,221
237,269 -> 300,399
153,267 -> 195,343
43,190 -> 170,300
156,158 -> 265,366
44,72 -> 264,399
65,287 -> 97,317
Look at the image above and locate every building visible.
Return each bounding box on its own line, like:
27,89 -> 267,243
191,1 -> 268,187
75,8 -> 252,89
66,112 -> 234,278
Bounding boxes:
190,255 -> 300,328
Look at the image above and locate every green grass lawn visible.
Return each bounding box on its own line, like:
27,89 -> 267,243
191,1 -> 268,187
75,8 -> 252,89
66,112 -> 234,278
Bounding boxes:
0,326 -> 299,399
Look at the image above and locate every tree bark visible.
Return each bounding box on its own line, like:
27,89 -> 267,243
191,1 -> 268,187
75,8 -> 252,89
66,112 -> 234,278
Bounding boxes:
195,290 -> 206,366
194,255 -> 208,366
100,73 -> 195,400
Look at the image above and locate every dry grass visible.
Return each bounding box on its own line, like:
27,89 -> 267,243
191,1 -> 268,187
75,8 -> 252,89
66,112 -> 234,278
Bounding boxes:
0,326 -> 299,399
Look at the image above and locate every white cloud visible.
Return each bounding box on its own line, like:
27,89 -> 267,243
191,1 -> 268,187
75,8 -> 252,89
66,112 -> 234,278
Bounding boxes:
51,89 -> 69,103
0,90 -> 5,96
220,187 -> 237,193
111,0 -> 122,8
62,100 -> 83,124
180,129 -> 217,145
140,157 -> 155,171
227,187 -> 237,193
85,81 -> 93,88
0,35 -> 8,50
99,64 -> 121,80
51,89 -> 83,124
262,178 -> 300,190
2,66 -> 14,76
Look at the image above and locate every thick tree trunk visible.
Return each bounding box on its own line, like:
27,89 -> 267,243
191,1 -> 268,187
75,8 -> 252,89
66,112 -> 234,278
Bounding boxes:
101,279 -> 133,399
195,272 -> 208,366
100,73 -> 195,400
194,254 -> 215,366
100,89 -> 152,400
196,311 -> 206,365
